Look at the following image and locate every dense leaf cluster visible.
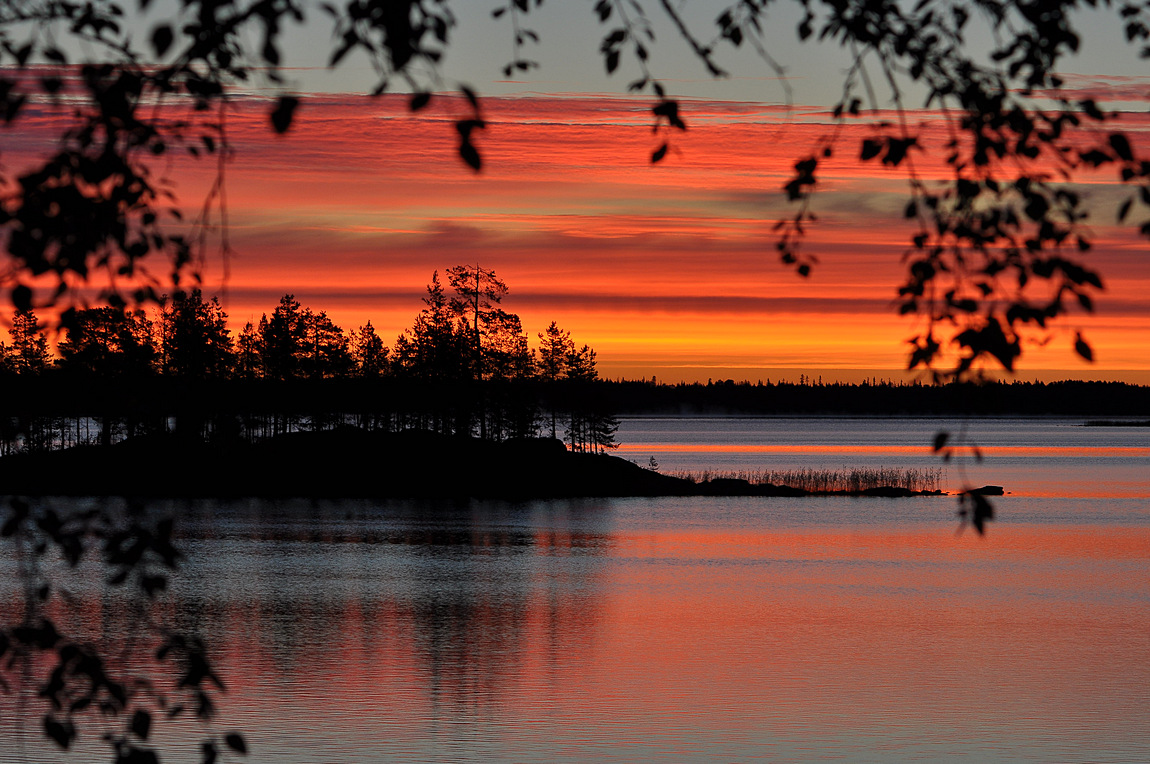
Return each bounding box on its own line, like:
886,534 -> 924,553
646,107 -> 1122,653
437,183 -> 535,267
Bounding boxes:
756,0 -> 1150,378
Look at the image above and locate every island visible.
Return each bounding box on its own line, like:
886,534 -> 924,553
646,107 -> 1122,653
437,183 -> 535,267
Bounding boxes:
0,428 -> 946,500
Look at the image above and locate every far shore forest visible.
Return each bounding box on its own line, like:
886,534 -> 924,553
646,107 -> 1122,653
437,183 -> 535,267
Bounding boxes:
2,264 -> 1148,458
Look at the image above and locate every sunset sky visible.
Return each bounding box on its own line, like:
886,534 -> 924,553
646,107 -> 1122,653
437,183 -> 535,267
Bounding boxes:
9,2 -> 1150,382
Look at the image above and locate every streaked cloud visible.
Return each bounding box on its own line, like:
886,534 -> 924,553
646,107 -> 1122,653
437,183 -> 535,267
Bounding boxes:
4,92 -> 1148,379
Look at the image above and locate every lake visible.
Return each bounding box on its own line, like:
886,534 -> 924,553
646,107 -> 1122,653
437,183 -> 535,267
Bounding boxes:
2,417 -> 1148,763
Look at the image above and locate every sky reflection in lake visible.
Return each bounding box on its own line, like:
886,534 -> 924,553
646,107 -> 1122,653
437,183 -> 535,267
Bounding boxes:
171,489 -> 1149,762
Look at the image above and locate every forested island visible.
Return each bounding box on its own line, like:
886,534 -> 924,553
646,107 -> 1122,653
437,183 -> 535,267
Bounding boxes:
1,266 -> 1147,499
1,267 -> 622,456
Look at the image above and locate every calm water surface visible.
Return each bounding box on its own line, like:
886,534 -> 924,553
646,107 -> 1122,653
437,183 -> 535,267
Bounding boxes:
2,417 -> 1148,763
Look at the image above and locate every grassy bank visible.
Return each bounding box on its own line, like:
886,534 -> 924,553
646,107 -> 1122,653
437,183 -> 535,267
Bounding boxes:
671,466 -> 943,494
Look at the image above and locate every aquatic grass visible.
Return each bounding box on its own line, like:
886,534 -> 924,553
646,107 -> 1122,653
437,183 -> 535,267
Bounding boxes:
669,466 -> 943,493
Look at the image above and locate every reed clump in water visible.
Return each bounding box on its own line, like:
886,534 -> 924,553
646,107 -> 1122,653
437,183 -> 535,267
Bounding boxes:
670,466 -> 943,494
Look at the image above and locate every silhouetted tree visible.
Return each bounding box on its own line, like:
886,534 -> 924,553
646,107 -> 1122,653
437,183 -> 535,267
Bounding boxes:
392,272 -> 473,434
57,308 -> 156,378
0,313 -> 56,446
156,290 -> 234,441
235,321 -> 264,381
538,322 -> 572,383
563,342 -> 604,452
538,321 -> 575,438
398,272 -> 468,384
447,263 -> 509,380
483,310 -> 533,382
588,411 -> 620,454
159,290 -> 233,379
300,309 -> 353,380
479,309 -> 537,439
347,320 -> 391,430
5,308 -> 50,375
55,307 -> 157,446
390,332 -> 416,377
351,321 -> 389,378
565,343 -> 598,384
259,294 -> 307,382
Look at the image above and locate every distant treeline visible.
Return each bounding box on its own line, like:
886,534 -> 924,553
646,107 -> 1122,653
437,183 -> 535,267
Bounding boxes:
0,266 -> 619,454
597,377 -> 1150,417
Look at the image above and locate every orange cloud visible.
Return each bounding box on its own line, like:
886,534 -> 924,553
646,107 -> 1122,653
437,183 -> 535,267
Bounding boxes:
4,93 -> 1149,380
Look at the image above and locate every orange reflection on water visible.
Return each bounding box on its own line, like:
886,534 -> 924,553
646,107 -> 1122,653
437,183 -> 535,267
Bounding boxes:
583,524 -> 1150,746
8,512 -> 1144,761
607,526 -> 1150,563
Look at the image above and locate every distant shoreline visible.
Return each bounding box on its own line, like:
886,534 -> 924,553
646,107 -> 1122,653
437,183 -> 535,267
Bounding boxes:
598,379 -> 1150,417
4,377 -> 1149,423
